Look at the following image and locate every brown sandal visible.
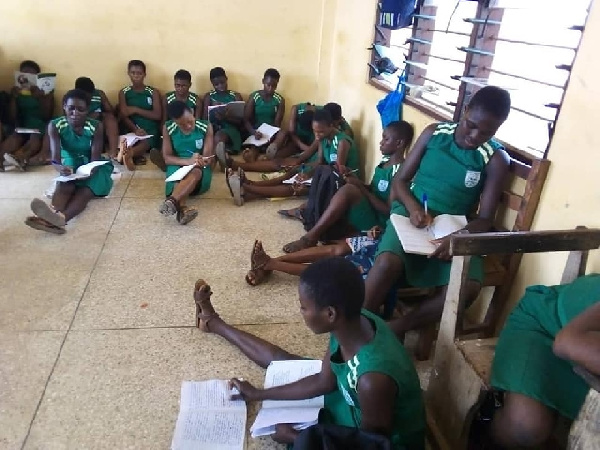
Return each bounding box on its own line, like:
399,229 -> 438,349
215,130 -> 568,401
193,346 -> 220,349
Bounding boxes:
159,197 -> 178,216
25,216 -> 66,235
244,268 -> 272,287
177,206 -> 198,225
193,279 -> 219,330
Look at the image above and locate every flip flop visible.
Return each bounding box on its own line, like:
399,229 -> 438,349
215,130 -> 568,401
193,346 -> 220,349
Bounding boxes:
30,198 -> 65,228
228,173 -> 244,206
277,207 -> 304,222
193,279 -> 219,330
265,143 -> 278,160
225,168 -> 235,197
177,206 -> 198,225
215,142 -> 229,172
159,197 -> 178,216
24,216 -> 66,235
4,154 -> 25,171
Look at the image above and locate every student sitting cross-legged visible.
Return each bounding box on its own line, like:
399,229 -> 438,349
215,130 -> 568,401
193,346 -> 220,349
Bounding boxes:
24,89 -> 113,235
159,101 -> 215,226
118,59 -> 162,170
194,257 -> 425,449
74,77 -> 120,160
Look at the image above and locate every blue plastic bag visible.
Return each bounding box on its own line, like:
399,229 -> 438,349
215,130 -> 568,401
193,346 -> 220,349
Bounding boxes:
376,72 -> 406,128
379,0 -> 418,30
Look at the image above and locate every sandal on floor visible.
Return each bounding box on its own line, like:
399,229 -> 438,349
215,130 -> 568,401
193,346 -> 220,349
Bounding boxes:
282,235 -> 317,254
30,198 -> 65,228
159,197 -> 178,216
245,268 -> 272,287
194,279 -> 219,330
25,216 -> 66,235
177,206 -> 198,225
250,240 -> 271,271
277,207 -> 304,222
225,168 -> 235,197
228,173 -> 244,206
215,142 -> 231,172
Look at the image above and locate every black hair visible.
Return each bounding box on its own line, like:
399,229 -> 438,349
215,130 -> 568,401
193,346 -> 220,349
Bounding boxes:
299,257 -> 364,320
174,69 -> 192,82
386,120 -> 415,147
263,68 -> 280,80
167,100 -> 191,120
75,77 -> 95,94
128,59 -> 146,72
20,60 -> 40,73
323,103 -> 342,121
468,86 -> 511,121
312,108 -> 333,126
62,89 -> 91,107
210,67 -> 226,80
298,110 -> 315,132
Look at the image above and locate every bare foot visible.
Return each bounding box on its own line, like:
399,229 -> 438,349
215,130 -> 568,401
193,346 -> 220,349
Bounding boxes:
122,141 -> 135,171
193,279 -> 219,331
251,240 -> 271,271
282,235 -> 318,254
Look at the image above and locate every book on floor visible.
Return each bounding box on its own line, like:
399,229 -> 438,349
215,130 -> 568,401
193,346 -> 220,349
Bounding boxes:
120,133 -> 153,147
208,101 -> 245,120
165,164 -> 197,182
243,123 -> 280,147
171,380 -> 247,450
390,213 -> 468,255
250,359 -> 324,438
53,160 -> 111,182
282,173 -> 312,185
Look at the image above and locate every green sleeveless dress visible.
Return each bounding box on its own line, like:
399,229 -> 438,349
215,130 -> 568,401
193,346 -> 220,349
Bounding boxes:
492,274 -> 600,420
324,309 -> 425,449
121,85 -> 160,148
164,119 -> 212,197
207,90 -> 242,153
165,91 -> 199,113
295,102 -> 321,146
16,93 -> 46,134
250,90 -> 283,128
89,90 -> 103,115
321,131 -> 359,170
53,117 -> 113,196
375,122 -> 503,287
346,159 -> 401,232
339,118 -> 353,137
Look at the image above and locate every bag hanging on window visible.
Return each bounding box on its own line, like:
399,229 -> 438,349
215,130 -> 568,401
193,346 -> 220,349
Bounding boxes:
376,72 -> 406,128
293,424 -> 394,450
379,0 -> 418,30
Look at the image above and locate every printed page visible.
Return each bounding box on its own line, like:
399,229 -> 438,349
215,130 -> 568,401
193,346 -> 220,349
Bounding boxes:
243,123 -> 280,146
262,359 -> 324,409
390,214 -> 437,255
282,173 -> 312,185
165,165 -> 196,183
54,160 -> 110,182
430,215 -> 468,240
250,406 -> 321,437
37,73 -> 57,94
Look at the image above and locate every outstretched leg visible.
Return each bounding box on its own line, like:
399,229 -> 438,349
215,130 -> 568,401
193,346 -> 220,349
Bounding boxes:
103,114 -> 120,158
364,252 -> 404,313
61,186 -> 95,222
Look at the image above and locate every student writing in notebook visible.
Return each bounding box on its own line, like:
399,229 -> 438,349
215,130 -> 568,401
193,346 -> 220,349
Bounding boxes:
74,77 -> 120,160
118,60 -> 162,171
194,257 -> 425,449
363,86 -> 512,339
202,67 -> 244,159
159,101 -> 215,225
24,89 -> 113,234
242,68 -> 285,163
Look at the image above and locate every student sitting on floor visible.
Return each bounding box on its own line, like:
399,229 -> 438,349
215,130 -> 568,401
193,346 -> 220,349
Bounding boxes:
0,60 -> 54,171
242,68 -> 285,163
159,101 -> 215,226
362,86 -> 511,340
224,109 -> 359,206
202,67 -> 244,159
74,77 -> 120,160
324,102 -> 354,139
194,257 -> 425,449
24,89 -> 113,235
489,274 -> 600,449
118,59 -> 162,171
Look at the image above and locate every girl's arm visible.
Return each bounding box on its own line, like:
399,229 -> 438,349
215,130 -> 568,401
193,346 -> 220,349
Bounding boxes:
90,122 -> 105,161
274,97 -> 285,127
100,90 -> 115,114
162,124 -> 195,166
201,124 -> 216,170
130,89 -> 162,121
243,96 -> 256,135
202,93 -> 211,120
118,90 -> 138,132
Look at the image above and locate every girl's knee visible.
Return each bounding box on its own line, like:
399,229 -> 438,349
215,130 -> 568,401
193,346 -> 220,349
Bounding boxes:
374,252 -> 403,275
330,243 -> 350,257
494,394 -> 556,447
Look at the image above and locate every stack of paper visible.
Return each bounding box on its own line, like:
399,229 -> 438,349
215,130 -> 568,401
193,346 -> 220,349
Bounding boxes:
390,214 -> 468,255
53,160 -> 111,182
243,123 -> 280,147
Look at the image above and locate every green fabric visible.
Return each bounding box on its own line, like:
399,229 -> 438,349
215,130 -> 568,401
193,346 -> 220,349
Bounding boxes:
327,309 -> 425,450
250,90 -> 283,127
165,91 -> 199,111
209,90 -> 237,104
295,102 -> 320,146
165,165 -> 212,197
207,90 -> 242,153
218,125 -> 242,153
121,85 -> 160,147
164,119 -> 211,196
16,93 -> 46,133
491,274 -> 600,420
339,118 -> 353,137
321,131 -> 359,170
53,116 -> 113,197
89,89 -> 103,114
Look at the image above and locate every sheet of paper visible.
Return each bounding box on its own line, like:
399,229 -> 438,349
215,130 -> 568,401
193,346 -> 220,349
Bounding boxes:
250,407 -> 321,437
390,214 -> 437,255
430,214 -> 467,239
208,101 -> 245,119
282,173 -> 312,185
37,73 -> 57,94
179,380 -> 245,411
165,165 -> 196,183
54,160 -> 111,182
14,71 -> 37,90
243,123 -> 280,147
15,128 -> 41,134
262,360 -> 323,409
120,133 -> 153,147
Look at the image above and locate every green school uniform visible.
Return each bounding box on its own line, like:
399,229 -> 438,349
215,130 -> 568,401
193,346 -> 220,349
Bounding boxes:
89,90 -> 103,114
491,274 -> 600,420
121,85 -> 160,148
165,91 -> 199,113
207,90 -> 242,154
321,131 -> 359,170
339,118 -> 353,137
375,122 -> 502,288
53,116 -> 113,197
16,93 -> 46,133
164,119 -> 212,197
250,90 -> 283,128
295,102 -> 321,146
346,159 -> 400,232
325,309 -> 425,449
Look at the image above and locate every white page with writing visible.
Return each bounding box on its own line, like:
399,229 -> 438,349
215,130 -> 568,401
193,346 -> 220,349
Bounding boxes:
165,164 -> 196,183
250,407 -> 321,437
243,123 -> 280,146
262,359 -> 324,409
54,160 -> 111,182
390,214 -> 437,255
282,173 -> 312,185
429,214 -> 468,239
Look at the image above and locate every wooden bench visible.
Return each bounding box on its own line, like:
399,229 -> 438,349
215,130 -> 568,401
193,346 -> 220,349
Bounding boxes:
396,155 -> 551,360
425,227 -> 600,450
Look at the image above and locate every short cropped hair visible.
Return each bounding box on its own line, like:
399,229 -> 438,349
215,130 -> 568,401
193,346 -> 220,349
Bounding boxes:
468,86 -> 511,121
20,60 -> 41,73
264,68 -> 280,80
128,59 -> 146,72
312,108 -> 333,126
174,69 -> 192,82
167,100 -> 191,120
299,257 -> 364,320
210,67 -> 226,80
75,77 -> 95,94
386,120 -> 415,146
323,103 -> 342,121
63,89 -> 90,107
298,110 -> 315,131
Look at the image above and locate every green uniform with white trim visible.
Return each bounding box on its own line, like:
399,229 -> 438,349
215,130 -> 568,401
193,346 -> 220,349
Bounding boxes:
16,92 -> 46,134
321,131 -> 359,170
324,309 -> 425,449
347,158 -> 401,232
375,121 -> 503,288
53,116 -> 113,197
295,102 -> 321,146
250,90 -> 283,128
207,90 -> 242,154
165,91 -> 199,114
339,118 -> 353,137
164,119 -> 212,197
89,90 -> 103,115
121,85 -> 160,148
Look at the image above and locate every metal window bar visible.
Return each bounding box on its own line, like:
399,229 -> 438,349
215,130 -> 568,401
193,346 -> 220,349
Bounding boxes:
420,76 -> 459,92
510,105 -> 556,122
413,14 -> 435,21
464,18 -> 501,26
458,46 -> 495,57
406,37 -> 432,45
424,54 -> 466,64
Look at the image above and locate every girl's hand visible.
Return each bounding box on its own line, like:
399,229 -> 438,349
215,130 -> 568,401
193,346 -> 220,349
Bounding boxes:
367,226 -> 383,240
409,208 -> 433,228
134,128 -> 147,136
228,378 -> 261,402
254,130 -> 264,139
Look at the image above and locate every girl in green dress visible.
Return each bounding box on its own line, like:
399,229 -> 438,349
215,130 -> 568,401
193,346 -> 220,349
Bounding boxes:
0,60 -> 54,171
159,101 -> 215,225
25,89 -> 113,235
117,60 -> 162,171
323,102 -> 354,139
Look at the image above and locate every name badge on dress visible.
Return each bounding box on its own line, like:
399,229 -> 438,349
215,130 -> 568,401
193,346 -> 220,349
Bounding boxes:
195,139 -> 204,149
465,170 -> 481,188
378,179 -> 389,192
330,153 -> 338,162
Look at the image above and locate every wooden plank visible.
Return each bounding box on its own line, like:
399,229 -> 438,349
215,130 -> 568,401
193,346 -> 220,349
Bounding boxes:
501,191 -> 524,212
450,228 -> 600,256
513,159 -> 550,232
508,157 -> 531,180
456,338 -> 498,387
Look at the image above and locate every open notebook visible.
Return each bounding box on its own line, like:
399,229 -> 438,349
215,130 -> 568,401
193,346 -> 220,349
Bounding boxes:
208,101 -> 245,120
390,213 -> 468,255
53,160 -> 111,182
243,123 -> 279,147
